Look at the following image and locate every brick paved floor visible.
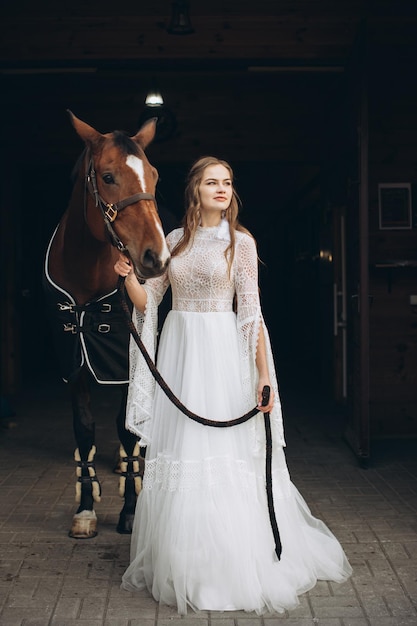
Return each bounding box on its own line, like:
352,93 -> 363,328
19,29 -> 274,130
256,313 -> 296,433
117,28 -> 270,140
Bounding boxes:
1,375 -> 417,626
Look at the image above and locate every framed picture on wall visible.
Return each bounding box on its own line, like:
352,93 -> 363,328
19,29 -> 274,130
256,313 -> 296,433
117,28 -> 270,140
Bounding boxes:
378,183 -> 412,230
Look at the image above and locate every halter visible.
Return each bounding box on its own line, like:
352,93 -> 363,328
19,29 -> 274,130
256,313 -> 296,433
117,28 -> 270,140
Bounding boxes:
85,153 -> 157,252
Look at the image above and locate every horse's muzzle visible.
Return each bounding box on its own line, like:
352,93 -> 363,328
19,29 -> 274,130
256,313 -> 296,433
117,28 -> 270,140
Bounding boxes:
136,250 -> 170,280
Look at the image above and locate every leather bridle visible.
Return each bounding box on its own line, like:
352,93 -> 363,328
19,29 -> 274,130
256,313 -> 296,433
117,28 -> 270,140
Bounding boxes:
85,152 -> 157,252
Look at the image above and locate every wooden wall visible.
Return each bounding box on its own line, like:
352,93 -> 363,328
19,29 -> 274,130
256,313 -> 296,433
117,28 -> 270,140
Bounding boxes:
0,0 -> 364,65
368,49 -> 417,437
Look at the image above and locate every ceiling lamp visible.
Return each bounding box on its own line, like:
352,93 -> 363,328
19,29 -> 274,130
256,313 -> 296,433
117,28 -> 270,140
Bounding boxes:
138,88 -> 177,143
167,1 -> 194,35
144,90 -> 164,107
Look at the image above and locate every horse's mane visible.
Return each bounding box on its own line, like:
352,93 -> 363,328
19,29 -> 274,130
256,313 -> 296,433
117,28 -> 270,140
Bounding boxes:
113,130 -> 140,156
70,131 -> 140,182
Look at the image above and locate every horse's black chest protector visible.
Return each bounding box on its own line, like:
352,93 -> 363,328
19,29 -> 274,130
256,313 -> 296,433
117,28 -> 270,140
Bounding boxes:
43,232 -> 132,384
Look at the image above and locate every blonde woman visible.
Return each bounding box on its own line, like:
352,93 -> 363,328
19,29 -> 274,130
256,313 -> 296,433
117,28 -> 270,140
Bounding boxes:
115,156 -> 352,615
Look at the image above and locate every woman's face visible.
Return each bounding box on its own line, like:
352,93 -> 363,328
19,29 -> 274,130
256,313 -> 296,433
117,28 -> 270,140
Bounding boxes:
198,164 -> 233,216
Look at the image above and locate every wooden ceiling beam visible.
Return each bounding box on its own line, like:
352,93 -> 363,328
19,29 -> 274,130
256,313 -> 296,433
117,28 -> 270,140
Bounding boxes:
0,15 -> 359,65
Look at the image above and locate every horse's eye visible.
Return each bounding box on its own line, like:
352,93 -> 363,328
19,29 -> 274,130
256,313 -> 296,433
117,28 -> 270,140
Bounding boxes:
103,174 -> 115,185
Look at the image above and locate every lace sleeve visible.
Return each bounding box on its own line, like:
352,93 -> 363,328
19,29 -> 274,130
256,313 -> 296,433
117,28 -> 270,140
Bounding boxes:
235,234 -> 285,450
125,256 -> 171,442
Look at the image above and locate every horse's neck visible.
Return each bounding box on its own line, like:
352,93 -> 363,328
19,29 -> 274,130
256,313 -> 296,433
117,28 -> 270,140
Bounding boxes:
64,176 -> 105,241
50,182 -> 119,304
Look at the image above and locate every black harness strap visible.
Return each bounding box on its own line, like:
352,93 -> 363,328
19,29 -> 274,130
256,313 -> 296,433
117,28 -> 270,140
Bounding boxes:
117,277 -> 282,559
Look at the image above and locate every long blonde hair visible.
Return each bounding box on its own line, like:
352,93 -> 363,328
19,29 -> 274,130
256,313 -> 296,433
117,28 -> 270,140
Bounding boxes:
171,156 -> 253,274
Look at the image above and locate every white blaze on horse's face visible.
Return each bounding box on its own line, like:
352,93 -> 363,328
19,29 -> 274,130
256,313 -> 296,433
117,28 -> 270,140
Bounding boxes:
125,154 -> 170,264
126,154 -> 148,192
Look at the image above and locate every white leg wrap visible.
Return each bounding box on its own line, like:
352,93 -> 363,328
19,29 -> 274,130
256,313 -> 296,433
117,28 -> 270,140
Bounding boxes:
118,442 -> 142,497
74,445 -> 101,503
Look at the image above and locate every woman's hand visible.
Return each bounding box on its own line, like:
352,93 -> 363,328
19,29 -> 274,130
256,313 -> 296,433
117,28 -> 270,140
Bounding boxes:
255,326 -> 274,413
114,252 -> 147,313
114,253 -> 133,278
257,379 -> 275,413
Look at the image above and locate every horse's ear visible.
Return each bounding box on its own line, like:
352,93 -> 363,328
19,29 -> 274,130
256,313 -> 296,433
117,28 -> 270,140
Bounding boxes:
67,109 -> 103,146
133,117 -> 157,149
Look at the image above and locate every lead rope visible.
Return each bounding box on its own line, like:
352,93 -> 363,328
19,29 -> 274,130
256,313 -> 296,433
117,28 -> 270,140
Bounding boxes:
117,276 -> 282,559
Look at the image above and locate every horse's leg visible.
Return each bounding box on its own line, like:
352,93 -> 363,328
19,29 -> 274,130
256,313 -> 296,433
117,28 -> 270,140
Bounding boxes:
116,386 -> 144,534
69,368 -> 101,539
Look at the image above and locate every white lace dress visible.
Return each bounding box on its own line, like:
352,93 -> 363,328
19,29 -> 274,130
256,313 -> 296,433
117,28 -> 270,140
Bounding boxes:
121,220 -> 352,615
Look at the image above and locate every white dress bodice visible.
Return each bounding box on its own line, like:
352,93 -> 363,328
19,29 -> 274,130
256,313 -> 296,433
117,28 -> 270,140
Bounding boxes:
125,220 -> 285,448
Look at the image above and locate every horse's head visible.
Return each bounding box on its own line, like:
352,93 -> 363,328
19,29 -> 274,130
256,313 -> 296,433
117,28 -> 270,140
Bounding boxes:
68,110 -> 170,280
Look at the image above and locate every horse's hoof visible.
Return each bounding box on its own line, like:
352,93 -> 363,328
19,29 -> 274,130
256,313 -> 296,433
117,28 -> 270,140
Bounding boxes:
69,510 -> 98,539
117,511 -> 134,534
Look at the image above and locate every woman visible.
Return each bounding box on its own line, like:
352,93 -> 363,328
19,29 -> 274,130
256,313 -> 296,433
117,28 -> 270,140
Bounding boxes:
115,156 -> 352,615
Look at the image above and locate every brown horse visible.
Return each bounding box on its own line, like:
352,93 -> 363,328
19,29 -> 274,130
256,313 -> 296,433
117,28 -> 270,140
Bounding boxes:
44,111 -> 170,538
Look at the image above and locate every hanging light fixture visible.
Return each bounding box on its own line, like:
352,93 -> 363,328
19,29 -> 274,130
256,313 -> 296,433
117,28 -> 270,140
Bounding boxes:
138,86 -> 177,143
144,90 -> 164,107
167,1 -> 194,35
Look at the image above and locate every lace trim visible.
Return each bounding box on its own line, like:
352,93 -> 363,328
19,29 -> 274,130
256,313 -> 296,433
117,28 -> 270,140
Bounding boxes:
173,298 -> 233,312
125,287 -> 160,443
143,454 -> 292,498
196,218 -> 231,241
